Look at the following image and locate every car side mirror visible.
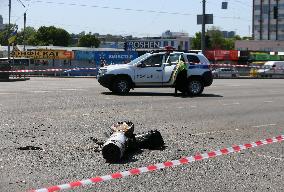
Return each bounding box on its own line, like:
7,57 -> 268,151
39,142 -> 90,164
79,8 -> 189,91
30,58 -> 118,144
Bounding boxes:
137,62 -> 146,68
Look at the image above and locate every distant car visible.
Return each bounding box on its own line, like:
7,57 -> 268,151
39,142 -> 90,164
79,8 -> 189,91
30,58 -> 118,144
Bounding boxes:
63,68 -> 98,76
257,61 -> 284,77
212,68 -> 239,78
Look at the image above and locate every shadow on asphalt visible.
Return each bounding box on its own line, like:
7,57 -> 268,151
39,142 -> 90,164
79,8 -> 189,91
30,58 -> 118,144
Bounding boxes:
0,78 -> 30,82
199,93 -> 223,98
102,92 -> 223,98
108,146 -> 167,165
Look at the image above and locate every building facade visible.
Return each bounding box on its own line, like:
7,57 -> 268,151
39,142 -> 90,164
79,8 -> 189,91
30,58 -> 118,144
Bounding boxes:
127,37 -> 190,51
125,30 -> 190,51
222,31 -> 236,38
253,0 -> 284,40
235,39 -> 284,51
236,0 -> 284,52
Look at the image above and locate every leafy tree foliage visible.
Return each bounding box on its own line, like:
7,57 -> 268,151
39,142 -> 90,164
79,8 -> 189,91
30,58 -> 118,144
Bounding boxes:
34,26 -> 71,46
78,34 -> 100,47
0,26 -> 9,46
207,27 -> 225,49
191,26 -> 243,50
191,32 -> 201,50
16,26 -> 37,45
0,24 -> 17,46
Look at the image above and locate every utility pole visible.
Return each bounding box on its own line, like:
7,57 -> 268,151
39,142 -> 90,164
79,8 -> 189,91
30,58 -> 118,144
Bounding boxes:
8,0 -> 11,60
268,0 -> 271,40
23,12 -> 26,51
201,0 -> 206,54
276,0 -> 279,40
252,0 -> 255,39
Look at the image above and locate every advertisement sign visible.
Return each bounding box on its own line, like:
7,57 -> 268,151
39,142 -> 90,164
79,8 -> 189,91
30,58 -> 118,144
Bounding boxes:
74,51 -> 138,65
250,54 -> 281,61
127,41 -> 161,49
197,14 -> 214,25
205,50 -> 238,61
11,50 -> 74,59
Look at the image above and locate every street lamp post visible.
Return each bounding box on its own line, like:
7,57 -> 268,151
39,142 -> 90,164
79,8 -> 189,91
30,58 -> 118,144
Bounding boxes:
201,0 -> 206,54
8,0 -> 11,60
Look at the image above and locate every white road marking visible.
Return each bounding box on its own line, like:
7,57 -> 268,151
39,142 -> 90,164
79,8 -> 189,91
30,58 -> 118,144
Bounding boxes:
0,92 -> 16,95
31,91 -> 50,93
252,124 -> 276,128
263,101 -> 274,103
193,128 -> 239,136
60,89 -> 80,91
178,106 -> 196,109
222,102 -> 240,106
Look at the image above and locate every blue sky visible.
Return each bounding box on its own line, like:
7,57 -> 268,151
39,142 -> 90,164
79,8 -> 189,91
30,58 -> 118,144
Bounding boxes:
0,0 -> 252,37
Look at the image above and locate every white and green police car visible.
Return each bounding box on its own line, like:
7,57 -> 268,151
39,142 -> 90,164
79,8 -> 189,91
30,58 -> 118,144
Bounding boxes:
97,50 -> 213,96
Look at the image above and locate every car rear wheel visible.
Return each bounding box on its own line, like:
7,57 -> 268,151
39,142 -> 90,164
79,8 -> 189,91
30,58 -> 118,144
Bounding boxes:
187,80 -> 204,96
112,78 -> 130,94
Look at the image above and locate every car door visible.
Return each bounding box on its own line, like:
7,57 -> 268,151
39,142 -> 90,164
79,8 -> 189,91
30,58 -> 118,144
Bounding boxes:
224,68 -> 232,77
134,54 -> 164,87
162,53 -> 181,84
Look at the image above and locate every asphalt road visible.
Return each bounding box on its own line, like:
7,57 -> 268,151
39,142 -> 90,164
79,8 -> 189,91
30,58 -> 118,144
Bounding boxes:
0,78 -> 283,192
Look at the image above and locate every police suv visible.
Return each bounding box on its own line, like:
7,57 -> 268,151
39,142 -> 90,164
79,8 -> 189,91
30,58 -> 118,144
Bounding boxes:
97,50 -> 213,96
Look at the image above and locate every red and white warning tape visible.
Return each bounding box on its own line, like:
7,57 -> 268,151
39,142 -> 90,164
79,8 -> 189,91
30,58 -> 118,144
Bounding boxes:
29,134 -> 283,192
0,67 -> 97,73
210,63 -> 284,69
210,64 -> 249,68
1,65 -> 284,73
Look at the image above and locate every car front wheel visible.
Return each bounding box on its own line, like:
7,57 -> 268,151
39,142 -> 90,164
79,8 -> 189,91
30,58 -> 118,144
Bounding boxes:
112,78 -> 130,94
187,80 -> 204,96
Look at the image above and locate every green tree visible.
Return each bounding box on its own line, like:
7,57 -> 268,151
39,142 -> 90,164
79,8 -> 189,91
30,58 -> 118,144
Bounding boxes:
191,32 -> 211,50
234,35 -> 242,40
242,36 -> 253,40
0,24 -> 17,46
16,26 -> 37,45
191,32 -> 201,50
0,27 -> 9,46
223,38 -> 235,50
78,34 -> 100,47
191,27 -> 243,50
34,26 -> 71,46
207,27 -> 225,49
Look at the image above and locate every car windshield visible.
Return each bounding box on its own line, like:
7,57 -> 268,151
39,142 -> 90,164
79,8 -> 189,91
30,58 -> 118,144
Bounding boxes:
128,53 -> 150,65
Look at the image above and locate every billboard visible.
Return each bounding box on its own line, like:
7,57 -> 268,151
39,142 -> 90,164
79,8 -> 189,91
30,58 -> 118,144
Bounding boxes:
197,14 -> 214,25
250,54 -> 281,61
127,41 -> 161,49
205,50 -> 238,61
11,50 -> 74,59
74,51 -> 138,65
